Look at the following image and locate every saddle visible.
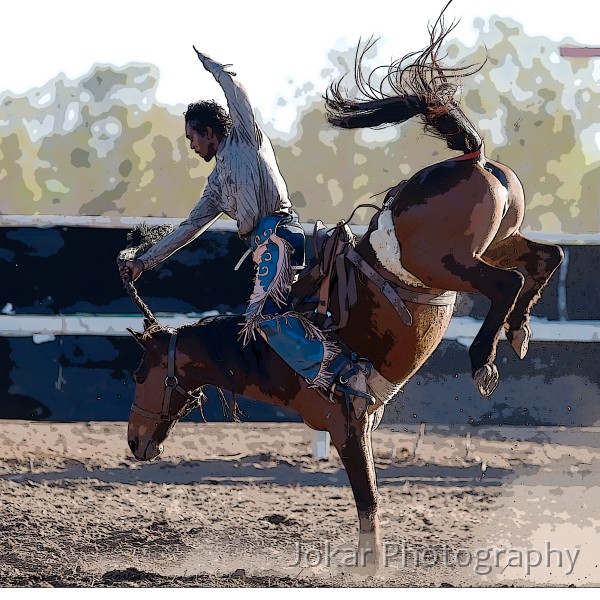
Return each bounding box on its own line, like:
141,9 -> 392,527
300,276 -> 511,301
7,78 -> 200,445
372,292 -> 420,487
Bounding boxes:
292,219 -> 439,331
311,219 -> 358,331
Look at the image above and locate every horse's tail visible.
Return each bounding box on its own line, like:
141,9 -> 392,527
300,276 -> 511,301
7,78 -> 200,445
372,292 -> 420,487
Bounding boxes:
324,2 -> 483,154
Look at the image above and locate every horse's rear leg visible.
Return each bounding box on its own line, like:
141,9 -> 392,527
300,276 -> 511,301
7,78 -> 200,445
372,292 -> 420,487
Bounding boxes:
483,234 -> 564,358
449,258 -> 525,396
404,253 -> 525,396
329,413 -> 381,575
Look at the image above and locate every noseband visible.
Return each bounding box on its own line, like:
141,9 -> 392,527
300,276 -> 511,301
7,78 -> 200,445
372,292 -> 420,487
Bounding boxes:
130,330 -> 202,422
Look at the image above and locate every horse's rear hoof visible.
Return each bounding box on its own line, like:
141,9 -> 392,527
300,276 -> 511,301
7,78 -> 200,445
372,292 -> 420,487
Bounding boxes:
474,364 -> 499,397
506,324 -> 532,359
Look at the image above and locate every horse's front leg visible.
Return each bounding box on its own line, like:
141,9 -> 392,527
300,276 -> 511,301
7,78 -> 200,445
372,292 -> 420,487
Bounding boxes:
329,411 -> 382,575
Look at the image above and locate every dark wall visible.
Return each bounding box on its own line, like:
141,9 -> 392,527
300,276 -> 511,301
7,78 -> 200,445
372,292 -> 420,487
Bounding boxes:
0,224 -> 300,423
385,339 -> 600,427
0,335 -> 299,423
0,225 -> 254,316
1,224 -> 598,425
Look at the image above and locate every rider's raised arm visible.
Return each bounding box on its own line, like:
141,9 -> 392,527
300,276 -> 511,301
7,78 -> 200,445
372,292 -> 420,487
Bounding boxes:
137,174 -> 223,270
194,49 -> 256,145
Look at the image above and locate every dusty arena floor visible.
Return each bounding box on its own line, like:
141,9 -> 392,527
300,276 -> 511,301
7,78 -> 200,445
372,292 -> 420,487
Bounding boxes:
1,420 -> 599,588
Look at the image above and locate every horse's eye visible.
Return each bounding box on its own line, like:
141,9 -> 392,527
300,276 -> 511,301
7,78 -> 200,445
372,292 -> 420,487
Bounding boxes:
134,373 -> 146,385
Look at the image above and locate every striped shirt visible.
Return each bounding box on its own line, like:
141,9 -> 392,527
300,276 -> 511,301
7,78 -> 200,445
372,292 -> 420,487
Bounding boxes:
139,52 -> 291,270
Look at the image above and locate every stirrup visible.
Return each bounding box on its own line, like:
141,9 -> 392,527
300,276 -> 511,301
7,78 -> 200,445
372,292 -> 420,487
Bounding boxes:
330,382 -> 376,420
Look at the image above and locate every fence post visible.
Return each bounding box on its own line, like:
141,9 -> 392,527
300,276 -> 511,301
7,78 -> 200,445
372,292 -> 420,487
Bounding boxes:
311,430 -> 330,460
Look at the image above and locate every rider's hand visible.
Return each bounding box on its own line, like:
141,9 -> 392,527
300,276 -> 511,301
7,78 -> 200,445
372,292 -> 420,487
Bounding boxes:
119,259 -> 144,284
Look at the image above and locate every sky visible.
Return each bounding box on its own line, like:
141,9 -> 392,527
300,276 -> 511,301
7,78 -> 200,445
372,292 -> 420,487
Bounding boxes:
2,0 -> 599,133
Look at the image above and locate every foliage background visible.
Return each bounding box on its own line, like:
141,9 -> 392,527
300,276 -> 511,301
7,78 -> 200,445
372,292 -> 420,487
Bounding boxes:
1,16 -> 598,233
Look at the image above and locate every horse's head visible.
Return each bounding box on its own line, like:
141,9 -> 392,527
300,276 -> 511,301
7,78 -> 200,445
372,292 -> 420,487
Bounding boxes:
127,325 -> 203,461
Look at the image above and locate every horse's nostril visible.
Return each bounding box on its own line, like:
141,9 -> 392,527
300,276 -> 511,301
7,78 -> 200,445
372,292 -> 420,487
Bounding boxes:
128,438 -> 138,455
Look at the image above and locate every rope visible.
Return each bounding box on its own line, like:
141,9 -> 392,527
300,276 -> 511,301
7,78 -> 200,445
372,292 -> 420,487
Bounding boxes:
122,274 -> 159,327
345,202 -> 382,224
117,223 -> 174,328
325,203 -> 383,236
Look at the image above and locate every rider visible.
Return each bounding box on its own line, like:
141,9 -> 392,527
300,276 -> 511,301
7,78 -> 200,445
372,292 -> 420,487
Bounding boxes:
118,47 -> 374,418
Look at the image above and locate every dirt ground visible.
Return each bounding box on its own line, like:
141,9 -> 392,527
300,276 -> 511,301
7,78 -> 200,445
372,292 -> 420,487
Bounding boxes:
1,419 -> 599,588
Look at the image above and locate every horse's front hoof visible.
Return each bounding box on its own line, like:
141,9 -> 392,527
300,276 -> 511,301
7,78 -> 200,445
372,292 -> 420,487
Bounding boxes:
340,562 -> 381,579
474,364 -> 499,397
506,323 -> 532,360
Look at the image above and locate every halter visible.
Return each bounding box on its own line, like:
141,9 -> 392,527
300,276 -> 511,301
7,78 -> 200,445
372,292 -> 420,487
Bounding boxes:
130,330 -> 203,422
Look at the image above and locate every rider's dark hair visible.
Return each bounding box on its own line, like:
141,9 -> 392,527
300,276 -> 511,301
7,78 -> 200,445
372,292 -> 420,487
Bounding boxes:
184,100 -> 232,138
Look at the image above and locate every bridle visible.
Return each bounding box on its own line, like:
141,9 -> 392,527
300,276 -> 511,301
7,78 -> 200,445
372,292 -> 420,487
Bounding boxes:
130,330 -> 203,422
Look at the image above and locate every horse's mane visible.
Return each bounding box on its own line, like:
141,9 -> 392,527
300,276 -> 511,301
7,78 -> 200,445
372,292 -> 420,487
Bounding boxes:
140,313 -> 235,341
179,314 -> 233,330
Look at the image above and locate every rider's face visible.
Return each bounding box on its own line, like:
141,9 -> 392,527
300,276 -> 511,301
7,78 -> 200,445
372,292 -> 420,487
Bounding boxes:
185,123 -> 218,162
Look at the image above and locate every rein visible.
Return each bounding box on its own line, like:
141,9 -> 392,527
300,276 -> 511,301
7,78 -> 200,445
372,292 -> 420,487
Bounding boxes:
123,276 -> 159,327
130,330 -> 203,422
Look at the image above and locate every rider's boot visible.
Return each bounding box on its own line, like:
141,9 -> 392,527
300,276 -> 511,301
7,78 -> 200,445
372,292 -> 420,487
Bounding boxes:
325,354 -> 376,420
257,315 -> 376,419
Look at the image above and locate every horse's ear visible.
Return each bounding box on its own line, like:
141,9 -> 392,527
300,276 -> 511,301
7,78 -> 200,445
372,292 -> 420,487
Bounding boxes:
143,318 -> 153,331
127,328 -> 146,349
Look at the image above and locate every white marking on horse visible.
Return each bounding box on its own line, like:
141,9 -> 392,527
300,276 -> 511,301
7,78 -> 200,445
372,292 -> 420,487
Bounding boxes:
368,209 -> 427,288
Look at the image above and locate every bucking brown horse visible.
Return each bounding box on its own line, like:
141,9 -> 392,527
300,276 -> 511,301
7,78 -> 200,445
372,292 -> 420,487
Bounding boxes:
125,8 -> 563,574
